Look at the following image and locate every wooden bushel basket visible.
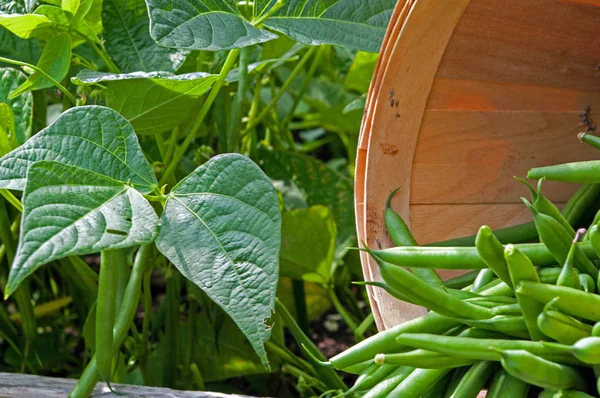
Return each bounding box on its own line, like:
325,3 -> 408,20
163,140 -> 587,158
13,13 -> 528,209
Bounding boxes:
356,0 -> 600,331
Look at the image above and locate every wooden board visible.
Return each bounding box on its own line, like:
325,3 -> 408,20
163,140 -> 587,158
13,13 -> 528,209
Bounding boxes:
0,372 -> 257,398
359,0 -> 472,330
437,0 -> 600,92
427,78 -> 600,111
410,110 -> 600,205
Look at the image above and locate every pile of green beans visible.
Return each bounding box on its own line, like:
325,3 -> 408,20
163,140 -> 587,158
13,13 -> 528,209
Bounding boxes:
314,148 -> 600,397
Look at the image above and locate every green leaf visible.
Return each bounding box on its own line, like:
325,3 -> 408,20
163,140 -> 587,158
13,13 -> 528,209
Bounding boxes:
61,0 -> 93,24
146,0 -> 278,51
102,0 -> 189,73
345,51 -> 378,93
9,32 -> 71,98
280,206 -> 336,283
5,160 -> 160,297
0,67 -> 33,144
343,94 -> 365,114
0,28 -> 43,64
0,105 -> 158,192
259,148 -> 355,258
156,153 -> 281,367
259,0 -> 395,52
72,70 -> 219,135
0,11 -> 50,38
0,103 -> 19,155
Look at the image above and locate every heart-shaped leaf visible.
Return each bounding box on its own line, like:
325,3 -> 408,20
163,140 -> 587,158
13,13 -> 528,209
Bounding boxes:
146,0 -> 278,51
0,105 -> 158,192
5,160 -> 160,297
72,70 -> 219,135
156,153 -> 281,367
0,67 -> 33,144
102,0 -> 188,72
9,32 -> 71,98
258,0 -> 395,52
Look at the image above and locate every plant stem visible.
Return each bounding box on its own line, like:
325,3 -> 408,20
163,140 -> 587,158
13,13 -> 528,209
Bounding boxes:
326,287 -> 359,332
244,47 -> 316,132
282,46 -> 326,129
354,313 -> 374,342
275,298 -> 347,391
139,269 -> 152,384
282,364 -> 328,392
229,47 -> 249,152
251,0 -> 286,27
292,279 -> 309,334
265,340 -> 317,377
69,244 -> 151,398
0,199 -> 36,369
89,42 -> 121,74
0,56 -> 77,104
159,49 -> 241,187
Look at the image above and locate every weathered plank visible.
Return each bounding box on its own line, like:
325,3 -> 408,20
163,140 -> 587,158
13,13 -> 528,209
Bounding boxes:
0,372 -> 257,398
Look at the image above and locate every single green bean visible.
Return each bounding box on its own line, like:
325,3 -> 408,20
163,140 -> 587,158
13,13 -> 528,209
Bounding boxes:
579,274 -> 595,293
374,255 -> 493,320
372,241 -> 598,270
593,322 -> 600,337
544,337 -> 600,365
579,132 -> 600,151
504,244 -> 545,340
388,368 -> 450,398
499,349 -> 587,391
342,360 -> 372,375
516,281 -> 600,321
394,334 -> 581,364
361,366 -> 415,398
562,184 -> 600,227
538,308 -> 592,345
528,160 -> 600,184
526,178 -> 576,236
524,199 -> 598,278
558,233 -> 585,290
347,363 -> 397,394
450,315 -> 529,339
384,188 -> 444,286
486,368 -> 530,398
375,350 -> 477,368
327,311 -> 458,369
447,361 -> 498,398
472,268 -> 495,292
427,221 -> 538,247
491,303 -> 523,316
476,226 -> 513,288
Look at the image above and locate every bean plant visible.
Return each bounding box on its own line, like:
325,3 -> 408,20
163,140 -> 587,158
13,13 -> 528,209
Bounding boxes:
0,0 -> 395,396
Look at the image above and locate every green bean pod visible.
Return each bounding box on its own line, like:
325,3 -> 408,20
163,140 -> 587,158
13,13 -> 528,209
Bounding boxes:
328,311 -> 458,369
384,188 -> 444,287
499,349 -> 587,391
394,334 -> 581,364
373,255 -> 493,320
580,274 -> 595,293
361,366 -> 415,398
540,267 -> 562,284
579,132 -> 600,151
428,221 -> 538,247
388,368 -> 450,398
472,268 -> 495,292
524,199 -> 598,279
96,250 -> 120,384
588,224 -> 600,260
372,241 -> 598,271
504,244 -> 545,340
486,368 -> 530,398
540,389 -> 596,398
528,160 -> 600,184
558,241 -> 582,290
451,315 -> 530,339
544,337 -> 600,365
516,281 -> 600,321
348,363 -> 397,393
375,350 -> 477,368
491,303 -> 523,316
444,270 -> 479,289
475,226 -> 513,288
592,322 -> 600,337
446,361 -> 498,398
537,308 -> 592,345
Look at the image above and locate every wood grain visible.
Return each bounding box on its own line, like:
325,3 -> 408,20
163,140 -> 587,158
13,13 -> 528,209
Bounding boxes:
437,0 -> 600,92
0,372 -> 256,398
410,110 -> 599,205
360,0 -> 472,330
427,78 -> 600,111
